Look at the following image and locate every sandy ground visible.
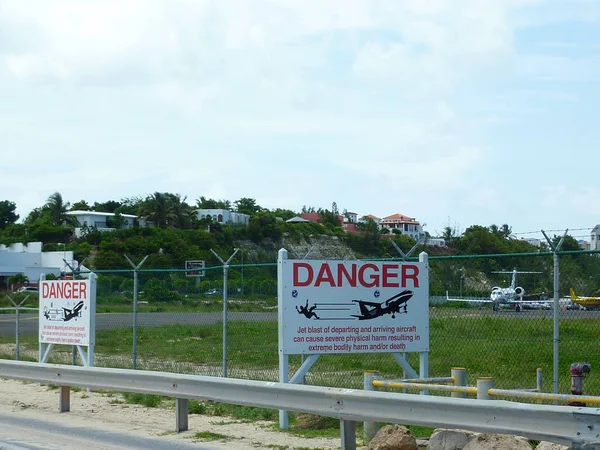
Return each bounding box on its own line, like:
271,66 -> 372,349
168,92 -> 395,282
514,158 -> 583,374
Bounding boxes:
0,378 -> 350,450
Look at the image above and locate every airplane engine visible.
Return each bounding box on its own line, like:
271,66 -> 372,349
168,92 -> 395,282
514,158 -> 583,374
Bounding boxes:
515,286 -> 525,296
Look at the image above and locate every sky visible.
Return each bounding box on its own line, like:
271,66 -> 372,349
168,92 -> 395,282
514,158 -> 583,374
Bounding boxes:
1,0 -> 599,241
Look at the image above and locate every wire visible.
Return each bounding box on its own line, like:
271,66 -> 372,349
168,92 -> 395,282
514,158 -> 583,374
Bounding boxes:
511,228 -> 593,237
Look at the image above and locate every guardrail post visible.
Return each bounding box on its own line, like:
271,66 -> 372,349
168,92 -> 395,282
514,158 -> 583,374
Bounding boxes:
364,370 -> 380,443
340,419 -> 357,450
477,377 -> 494,400
537,367 -> 543,393
176,398 -> 188,432
452,368 -> 467,399
59,386 -> 70,413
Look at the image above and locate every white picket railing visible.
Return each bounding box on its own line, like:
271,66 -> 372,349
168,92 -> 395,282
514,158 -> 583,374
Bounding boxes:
0,360 -> 599,449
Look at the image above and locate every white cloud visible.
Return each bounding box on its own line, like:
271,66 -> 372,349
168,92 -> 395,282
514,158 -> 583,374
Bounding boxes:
0,0 -> 597,234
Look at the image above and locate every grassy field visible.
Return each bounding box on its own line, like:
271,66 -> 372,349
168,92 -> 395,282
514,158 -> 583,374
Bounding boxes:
3,309 -> 598,397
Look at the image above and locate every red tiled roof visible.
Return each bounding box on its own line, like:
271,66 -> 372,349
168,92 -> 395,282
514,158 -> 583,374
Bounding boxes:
299,213 -> 321,223
299,212 -> 344,224
381,213 -> 418,223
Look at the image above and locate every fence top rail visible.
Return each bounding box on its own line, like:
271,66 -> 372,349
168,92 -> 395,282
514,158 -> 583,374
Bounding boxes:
1,360 -> 597,446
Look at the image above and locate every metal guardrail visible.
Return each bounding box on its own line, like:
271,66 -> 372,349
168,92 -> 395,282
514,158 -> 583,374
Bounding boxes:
0,361 -> 600,449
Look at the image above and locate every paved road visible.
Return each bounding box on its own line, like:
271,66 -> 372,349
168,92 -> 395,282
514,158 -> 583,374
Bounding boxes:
0,312 -> 278,336
0,309 -> 595,336
0,412 -> 217,450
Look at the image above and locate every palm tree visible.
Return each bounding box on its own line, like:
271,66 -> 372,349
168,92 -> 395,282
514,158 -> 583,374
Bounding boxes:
45,192 -> 73,226
138,192 -> 176,228
171,195 -> 197,229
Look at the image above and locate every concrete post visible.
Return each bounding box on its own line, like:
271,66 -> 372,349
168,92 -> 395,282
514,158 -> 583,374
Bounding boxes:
477,377 -> 494,400
452,368 -> 467,399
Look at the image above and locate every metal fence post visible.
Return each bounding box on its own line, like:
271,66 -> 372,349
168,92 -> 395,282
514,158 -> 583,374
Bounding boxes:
125,255 -> 149,370
452,367 -> 467,399
542,229 -> 567,395
7,294 -> 28,361
364,370 -> 380,443
210,248 -> 239,378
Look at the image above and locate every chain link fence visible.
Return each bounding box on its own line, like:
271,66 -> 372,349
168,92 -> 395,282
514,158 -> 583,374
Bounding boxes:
1,249 -> 600,398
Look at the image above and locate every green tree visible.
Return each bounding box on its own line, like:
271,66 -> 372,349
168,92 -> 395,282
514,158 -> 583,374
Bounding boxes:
0,200 -> 19,229
196,196 -> 231,210
170,195 -> 197,229
8,273 -> 28,287
92,200 -> 122,213
70,200 -> 91,211
234,197 -> 262,216
45,192 -> 74,226
138,192 -> 176,228
318,208 -> 342,228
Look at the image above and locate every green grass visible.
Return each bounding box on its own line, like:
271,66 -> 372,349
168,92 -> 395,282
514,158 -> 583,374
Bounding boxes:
4,309 -> 600,397
189,431 -> 230,441
188,400 -> 278,421
122,392 -> 164,407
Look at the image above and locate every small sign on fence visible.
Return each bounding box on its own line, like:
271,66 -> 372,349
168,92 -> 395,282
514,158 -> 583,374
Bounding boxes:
185,260 -> 206,277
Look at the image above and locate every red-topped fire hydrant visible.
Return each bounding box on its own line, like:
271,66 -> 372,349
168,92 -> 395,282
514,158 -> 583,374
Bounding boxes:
569,362 -> 591,406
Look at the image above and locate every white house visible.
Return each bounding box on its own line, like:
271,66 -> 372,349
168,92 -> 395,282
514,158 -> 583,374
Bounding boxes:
66,210 -> 138,238
344,212 -> 359,223
0,242 -> 78,287
426,238 -> 446,247
380,213 -> 425,242
196,209 -> 250,226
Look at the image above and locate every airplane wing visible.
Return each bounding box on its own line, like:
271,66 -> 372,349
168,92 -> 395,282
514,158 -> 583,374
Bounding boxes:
354,300 -> 383,308
445,292 -> 491,303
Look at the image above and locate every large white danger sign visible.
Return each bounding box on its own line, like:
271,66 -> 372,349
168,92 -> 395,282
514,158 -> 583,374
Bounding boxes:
39,280 -> 93,346
279,259 -> 429,355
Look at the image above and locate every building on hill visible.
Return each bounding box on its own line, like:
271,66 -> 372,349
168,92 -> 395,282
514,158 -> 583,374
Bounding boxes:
66,210 -> 138,238
196,209 -> 250,226
299,212 -> 345,224
0,242 -> 81,287
358,214 -> 382,226
380,213 -> 425,241
590,225 -> 600,250
344,212 -> 358,223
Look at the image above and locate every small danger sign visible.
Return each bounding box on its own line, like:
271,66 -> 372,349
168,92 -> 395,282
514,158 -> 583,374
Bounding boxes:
39,280 -> 93,346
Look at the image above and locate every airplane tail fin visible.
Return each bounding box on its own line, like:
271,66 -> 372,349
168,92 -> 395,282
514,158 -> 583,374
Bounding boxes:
570,288 -> 578,300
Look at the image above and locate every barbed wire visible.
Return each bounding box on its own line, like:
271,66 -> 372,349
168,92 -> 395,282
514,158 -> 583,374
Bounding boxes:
511,227 -> 593,237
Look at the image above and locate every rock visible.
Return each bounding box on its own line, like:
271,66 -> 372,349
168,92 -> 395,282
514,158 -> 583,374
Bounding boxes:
462,433 -> 531,450
427,428 -> 472,449
368,424 -> 418,450
535,442 -> 569,450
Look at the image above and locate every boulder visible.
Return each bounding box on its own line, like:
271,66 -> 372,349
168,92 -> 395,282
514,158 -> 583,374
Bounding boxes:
535,442 -> 569,450
368,424 -> 418,450
462,433 -> 531,450
427,429 -> 472,450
